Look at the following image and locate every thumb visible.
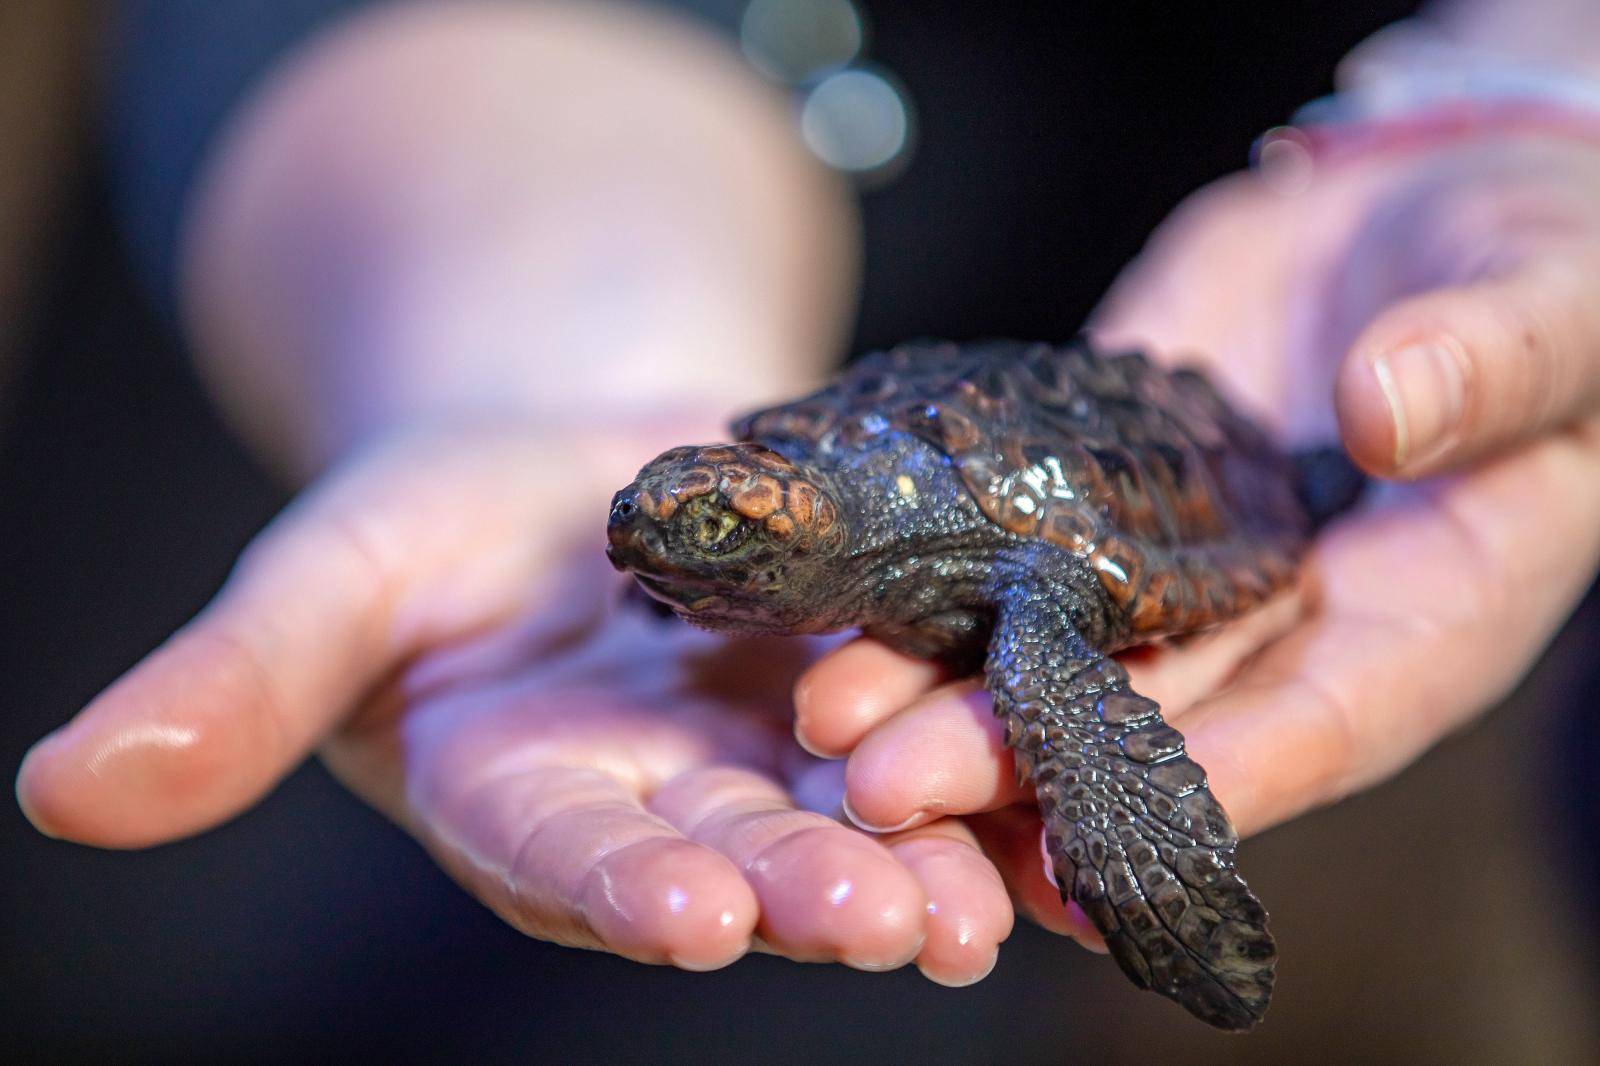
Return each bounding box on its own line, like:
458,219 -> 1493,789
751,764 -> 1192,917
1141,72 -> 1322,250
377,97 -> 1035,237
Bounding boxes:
13,421 -> 659,847
1335,252 -> 1600,477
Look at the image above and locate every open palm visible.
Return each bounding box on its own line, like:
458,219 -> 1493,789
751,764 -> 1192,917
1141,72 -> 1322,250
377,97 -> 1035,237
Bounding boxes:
796,137 -> 1600,930
16,421 -> 1026,983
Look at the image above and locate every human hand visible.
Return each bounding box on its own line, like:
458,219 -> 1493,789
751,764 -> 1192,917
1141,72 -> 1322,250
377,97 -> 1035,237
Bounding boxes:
15,420 -> 1027,983
794,134 -> 1600,944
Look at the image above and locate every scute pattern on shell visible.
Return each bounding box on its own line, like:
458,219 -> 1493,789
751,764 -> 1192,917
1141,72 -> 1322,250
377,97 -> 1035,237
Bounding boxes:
737,339 -> 1308,639
627,442 -> 845,554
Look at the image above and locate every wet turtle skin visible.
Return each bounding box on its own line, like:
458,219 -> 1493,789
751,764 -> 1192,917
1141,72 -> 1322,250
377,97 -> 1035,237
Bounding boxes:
606,339 -> 1361,1031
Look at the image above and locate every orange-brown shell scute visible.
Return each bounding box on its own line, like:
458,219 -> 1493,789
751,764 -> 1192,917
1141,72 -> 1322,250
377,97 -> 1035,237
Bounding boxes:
675,468 -> 716,497
812,494 -> 839,538
629,441 -> 846,556
734,339 -> 1315,640
728,474 -> 783,519
786,481 -> 818,527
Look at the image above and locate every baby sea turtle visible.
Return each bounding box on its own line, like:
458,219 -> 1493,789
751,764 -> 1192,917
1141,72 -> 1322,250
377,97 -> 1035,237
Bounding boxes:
605,339 -> 1362,1030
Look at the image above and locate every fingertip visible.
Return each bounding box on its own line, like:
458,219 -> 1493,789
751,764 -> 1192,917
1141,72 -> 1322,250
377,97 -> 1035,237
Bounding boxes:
753,828 -> 927,969
793,639 -> 943,758
840,753 -> 920,835
970,809 -> 1102,947
1334,346 -> 1404,477
1071,920 -> 1109,955
1338,257 -> 1600,478
653,769 -> 928,968
790,719 -> 831,760
919,949 -> 999,988
15,736 -> 64,840
841,792 -> 928,835
841,682 -> 1015,833
14,709 -> 218,850
888,831 -> 1013,987
12,716 -> 226,849
11,634 -> 289,849
582,836 -> 759,970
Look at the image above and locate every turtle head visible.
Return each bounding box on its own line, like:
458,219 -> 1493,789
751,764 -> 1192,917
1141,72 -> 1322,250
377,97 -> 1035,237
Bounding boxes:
606,442 -> 850,633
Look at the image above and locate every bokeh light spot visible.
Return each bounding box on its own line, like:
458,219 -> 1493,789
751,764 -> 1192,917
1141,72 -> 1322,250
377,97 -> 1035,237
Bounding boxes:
800,68 -> 911,175
740,0 -> 864,84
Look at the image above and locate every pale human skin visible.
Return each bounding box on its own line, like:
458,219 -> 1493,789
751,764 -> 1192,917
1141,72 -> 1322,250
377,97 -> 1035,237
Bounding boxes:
15,0 -> 1600,985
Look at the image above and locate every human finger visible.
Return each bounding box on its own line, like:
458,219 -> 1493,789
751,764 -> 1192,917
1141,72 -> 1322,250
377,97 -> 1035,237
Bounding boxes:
839,681 -> 1021,835
792,637 -> 946,757
1338,252 -> 1600,478
15,423 -> 685,847
880,817 -> 1015,986
967,807 -> 1104,951
1169,428 -> 1600,836
835,589 -> 1305,836
418,761 -> 760,968
650,766 -> 928,970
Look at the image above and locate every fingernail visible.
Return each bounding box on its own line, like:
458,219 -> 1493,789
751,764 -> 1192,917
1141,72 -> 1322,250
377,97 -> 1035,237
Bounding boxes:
669,940 -> 750,972
792,721 -> 831,759
1370,340 -> 1468,470
918,949 -> 999,988
841,794 -> 927,835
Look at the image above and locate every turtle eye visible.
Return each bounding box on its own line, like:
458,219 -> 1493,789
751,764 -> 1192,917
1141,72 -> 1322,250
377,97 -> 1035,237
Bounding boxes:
679,496 -> 752,555
695,509 -> 743,550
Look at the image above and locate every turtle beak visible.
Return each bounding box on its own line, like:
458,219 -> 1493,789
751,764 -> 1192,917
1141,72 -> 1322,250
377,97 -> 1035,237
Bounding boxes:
606,487 -> 721,614
605,487 -> 664,573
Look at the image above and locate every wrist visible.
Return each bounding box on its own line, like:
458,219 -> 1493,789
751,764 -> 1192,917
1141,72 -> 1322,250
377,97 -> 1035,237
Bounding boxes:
176,0 -> 857,483
314,272 -> 838,469
183,176 -> 845,480
332,405 -> 738,561
1431,0 -> 1600,79
246,353 -> 809,488
1250,15 -> 1600,190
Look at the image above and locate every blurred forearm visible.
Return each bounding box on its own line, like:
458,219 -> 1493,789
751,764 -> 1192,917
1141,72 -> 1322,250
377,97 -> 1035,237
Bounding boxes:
180,0 -> 858,478
1431,0 -> 1600,73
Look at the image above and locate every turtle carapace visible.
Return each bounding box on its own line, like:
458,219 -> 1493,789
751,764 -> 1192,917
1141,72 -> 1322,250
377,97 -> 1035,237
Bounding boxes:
606,339 -> 1363,1030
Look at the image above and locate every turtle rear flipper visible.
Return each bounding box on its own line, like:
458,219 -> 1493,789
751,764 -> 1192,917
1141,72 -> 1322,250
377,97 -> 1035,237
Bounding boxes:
1292,445 -> 1367,531
987,568 -> 1276,1031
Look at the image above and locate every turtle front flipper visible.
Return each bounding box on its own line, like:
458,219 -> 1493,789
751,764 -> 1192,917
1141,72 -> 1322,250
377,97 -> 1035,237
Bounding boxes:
987,579 -> 1277,1031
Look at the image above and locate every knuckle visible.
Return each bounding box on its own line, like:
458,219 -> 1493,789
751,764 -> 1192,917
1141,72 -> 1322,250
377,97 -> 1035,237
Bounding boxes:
180,624 -> 295,762
1481,285 -> 1564,427
1288,672 -> 1364,808
312,503 -> 403,613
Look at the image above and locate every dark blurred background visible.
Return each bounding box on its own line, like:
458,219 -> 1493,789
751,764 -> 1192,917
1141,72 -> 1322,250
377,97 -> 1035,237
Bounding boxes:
4,1 -> 1598,1063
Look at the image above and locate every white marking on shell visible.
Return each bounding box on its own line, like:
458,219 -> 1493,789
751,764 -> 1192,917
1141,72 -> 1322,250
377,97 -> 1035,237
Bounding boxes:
1020,465 -> 1051,497
1043,457 -> 1075,498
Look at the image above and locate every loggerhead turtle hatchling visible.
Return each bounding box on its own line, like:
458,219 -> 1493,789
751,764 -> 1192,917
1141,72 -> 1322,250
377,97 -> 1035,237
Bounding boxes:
605,338 -> 1362,1030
